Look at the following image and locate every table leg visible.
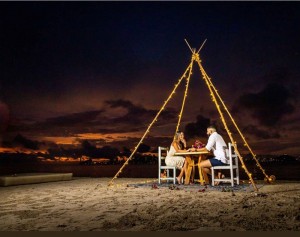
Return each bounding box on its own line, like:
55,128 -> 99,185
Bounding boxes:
184,157 -> 194,185
197,163 -> 205,185
197,155 -> 209,186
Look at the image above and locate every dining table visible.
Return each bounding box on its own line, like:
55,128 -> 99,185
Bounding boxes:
174,151 -> 210,185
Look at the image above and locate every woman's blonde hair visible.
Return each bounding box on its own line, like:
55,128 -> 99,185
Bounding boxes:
174,131 -> 182,142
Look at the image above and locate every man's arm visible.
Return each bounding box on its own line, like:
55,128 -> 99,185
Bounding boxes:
188,147 -> 210,153
196,147 -> 210,153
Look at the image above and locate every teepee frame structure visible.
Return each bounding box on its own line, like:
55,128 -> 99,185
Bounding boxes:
108,40 -> 275,192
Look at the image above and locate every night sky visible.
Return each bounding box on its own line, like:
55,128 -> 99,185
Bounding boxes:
0,1 -> 300,155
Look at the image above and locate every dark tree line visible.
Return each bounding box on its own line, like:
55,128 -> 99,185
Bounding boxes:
0,139 -> 157,165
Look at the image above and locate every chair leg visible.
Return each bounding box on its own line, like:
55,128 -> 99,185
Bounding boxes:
230,168 -> 234,187
173,168 -> 176,184
159,169 -> 161,184
211,168 -> 215,186
236,168 -> 240,185
166,170 -> 169,183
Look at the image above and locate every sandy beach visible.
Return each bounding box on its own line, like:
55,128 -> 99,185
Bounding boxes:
0,177 -> 299,231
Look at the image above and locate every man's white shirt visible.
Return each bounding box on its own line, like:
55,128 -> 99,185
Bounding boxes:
205,132 -> 228,164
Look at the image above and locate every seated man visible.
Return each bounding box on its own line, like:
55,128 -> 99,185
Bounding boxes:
189,125 -> 229,185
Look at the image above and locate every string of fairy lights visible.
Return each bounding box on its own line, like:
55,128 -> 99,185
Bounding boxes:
195,55 -> 258,191
107,60 -> 194,187
106,42 -> 274,190
174,54 -> 194,139
199,66 -> 275,184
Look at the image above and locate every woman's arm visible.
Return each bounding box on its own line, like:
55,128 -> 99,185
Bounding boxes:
188,146 -> 210,153
173,141 -> 187,152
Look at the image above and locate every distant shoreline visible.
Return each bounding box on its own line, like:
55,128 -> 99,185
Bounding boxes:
1,161 -> 299,181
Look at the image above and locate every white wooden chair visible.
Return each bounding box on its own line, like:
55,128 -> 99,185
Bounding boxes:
158,146 -> 176,184
211,142 -> 240,187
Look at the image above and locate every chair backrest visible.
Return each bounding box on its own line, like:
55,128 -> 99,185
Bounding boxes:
158,146 -> 168,166
228,142 -> 238,167
211,142 -> 240,187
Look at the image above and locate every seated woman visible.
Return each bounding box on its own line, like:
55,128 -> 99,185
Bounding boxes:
165,131 -> 190,184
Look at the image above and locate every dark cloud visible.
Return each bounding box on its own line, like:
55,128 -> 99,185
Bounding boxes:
5,99 -> 179,139
7,110 -> 106,137
183,115 -> 211,139
261,67 -> 291,85
12,134 -> 41,150
106,99 -> 152,125
102,135 -> 172,152
105,99 -> 178,127
242,125 -> 280,139
45,110 -> 104,127
250,139 -> 300,155
0,101 -> 10,135
234,83 -> 295,127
